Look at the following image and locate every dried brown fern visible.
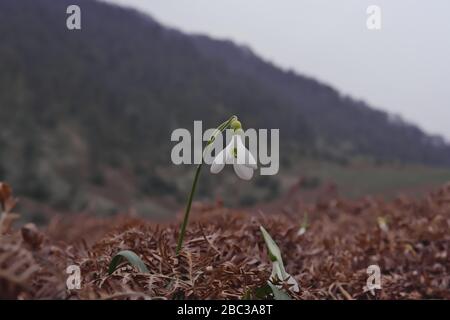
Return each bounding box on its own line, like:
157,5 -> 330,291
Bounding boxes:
1,180 -> 450,299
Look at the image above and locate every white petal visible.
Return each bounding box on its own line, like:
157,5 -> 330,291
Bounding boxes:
233,164 -> 253,180
224,141 -> 235,164
210,141 -> 235,174
210,159 -> 225,174
235,135 -> 257,169
210,149 -> 226,174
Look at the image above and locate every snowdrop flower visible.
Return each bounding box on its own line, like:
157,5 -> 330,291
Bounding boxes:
177,115 -> 256,255
210,121 -> 257,180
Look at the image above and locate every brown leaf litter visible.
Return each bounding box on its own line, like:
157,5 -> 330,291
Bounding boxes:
0,182 -> 449,299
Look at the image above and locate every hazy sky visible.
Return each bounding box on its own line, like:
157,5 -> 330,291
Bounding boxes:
104,0 -> 450,140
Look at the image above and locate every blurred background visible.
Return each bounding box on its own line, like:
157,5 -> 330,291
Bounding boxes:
1,0 -> 450,223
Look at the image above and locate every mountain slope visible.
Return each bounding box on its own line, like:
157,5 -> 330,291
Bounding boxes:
192,35 -> 450,164
0,0 -> 449,213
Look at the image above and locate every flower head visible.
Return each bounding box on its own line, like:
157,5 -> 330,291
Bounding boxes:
210,127 -> 257,180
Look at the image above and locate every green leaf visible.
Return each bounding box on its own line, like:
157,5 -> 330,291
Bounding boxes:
259,226 -> 283,263
251,283 -> 293,300
253,284 -> 273,299
267,282 -> 292,300
259,226 -> 296,299
108,250 -> 149,275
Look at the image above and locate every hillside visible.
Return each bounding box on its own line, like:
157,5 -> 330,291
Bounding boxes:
192,35 -> 450,164
1,0 -> 450,216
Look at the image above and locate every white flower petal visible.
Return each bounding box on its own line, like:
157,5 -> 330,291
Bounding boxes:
211,140 -> 235,174
210,131 -> 256,180
233,164 -> 253,180
235,135 -> 257,169
224,141 -> 235,164
210,159 -> 225,174
210,149 -> 226,174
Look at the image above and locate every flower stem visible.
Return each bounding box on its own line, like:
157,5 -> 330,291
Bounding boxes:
175,115 -> 237,255
175,163 -> 202,255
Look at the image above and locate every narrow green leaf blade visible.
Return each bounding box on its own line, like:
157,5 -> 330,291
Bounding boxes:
253,283 -> 273,299
259,226 -> 282,263
108,250 -> 149,275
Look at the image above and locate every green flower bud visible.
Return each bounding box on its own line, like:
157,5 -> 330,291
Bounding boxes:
230,119 -> 242,131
